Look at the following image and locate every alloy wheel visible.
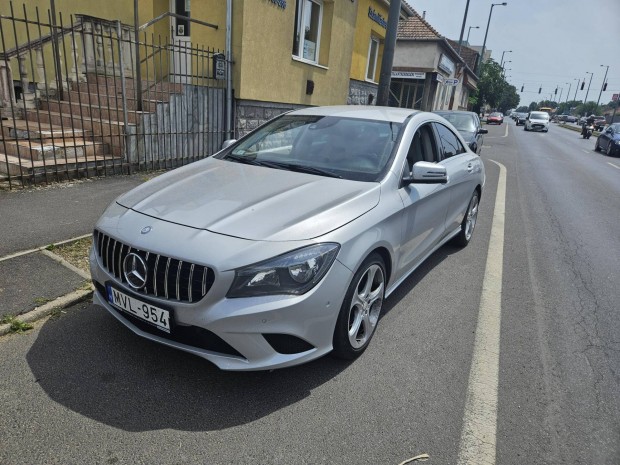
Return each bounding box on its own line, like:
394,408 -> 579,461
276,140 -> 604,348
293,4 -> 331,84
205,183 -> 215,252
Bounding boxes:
464,194 -> 479,241
347,264 -> 385,349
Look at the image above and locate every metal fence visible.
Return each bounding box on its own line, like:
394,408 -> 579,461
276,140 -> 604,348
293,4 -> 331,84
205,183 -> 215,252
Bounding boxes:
0,1 -> 229,189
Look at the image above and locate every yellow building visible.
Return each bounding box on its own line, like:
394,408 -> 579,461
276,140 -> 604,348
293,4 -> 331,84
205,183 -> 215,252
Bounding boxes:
1,0 -> 414,133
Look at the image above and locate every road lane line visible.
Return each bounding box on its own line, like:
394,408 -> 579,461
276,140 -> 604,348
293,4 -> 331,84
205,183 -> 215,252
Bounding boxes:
457,159 -> 506,465
582,150 -> 590,154
502,124 -> 509,138
608,162 -> 620,170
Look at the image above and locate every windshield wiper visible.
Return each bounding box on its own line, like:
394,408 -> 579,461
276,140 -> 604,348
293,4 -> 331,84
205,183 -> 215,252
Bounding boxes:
223,153 -> 263,166
258,161 -> 343,179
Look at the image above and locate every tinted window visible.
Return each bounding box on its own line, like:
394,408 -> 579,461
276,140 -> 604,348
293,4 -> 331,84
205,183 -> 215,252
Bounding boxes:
434,112 -> 477,132
434,123 -> 466,159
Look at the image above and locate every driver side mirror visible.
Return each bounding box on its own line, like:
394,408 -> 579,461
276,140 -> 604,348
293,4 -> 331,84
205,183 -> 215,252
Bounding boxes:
478,128 -> 489,134
221,139 -> 237,149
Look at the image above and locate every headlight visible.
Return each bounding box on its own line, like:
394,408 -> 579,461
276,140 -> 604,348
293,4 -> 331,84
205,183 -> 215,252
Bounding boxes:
615,140 -> 620,145
227,243 -> 340,298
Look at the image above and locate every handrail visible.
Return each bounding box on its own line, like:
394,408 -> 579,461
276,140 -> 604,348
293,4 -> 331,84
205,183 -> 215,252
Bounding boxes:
0,20 -> 80,59
138,11 -> 217,32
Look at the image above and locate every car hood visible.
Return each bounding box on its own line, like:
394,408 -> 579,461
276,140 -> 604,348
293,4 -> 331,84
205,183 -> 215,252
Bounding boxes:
116,158 -> 381,242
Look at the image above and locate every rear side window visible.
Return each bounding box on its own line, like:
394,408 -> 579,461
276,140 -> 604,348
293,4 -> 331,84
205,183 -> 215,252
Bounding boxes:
433,123 -> 466,159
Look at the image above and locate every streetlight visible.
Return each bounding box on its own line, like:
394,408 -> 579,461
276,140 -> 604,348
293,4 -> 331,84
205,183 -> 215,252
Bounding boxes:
478,2 -> 508,75
466,25 -> 479,44
596,64 -> 610,109
500,50 -> 512,67
583,71 -> 594,112
502,60 -> 512,71
573,77 -> 580,101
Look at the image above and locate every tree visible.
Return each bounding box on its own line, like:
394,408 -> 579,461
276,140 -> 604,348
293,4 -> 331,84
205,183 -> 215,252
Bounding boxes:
528,101 -> 538,111
516,106 -> 529,113
471,60 -> 519,113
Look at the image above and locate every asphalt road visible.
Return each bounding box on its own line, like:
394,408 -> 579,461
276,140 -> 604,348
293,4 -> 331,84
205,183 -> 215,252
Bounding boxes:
0,121 -> 618,465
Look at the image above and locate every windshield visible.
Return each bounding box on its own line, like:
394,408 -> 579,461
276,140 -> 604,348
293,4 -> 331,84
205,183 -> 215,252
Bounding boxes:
220,115 -> 401,182
530,112 -> 549,120
435,113 -> 477,132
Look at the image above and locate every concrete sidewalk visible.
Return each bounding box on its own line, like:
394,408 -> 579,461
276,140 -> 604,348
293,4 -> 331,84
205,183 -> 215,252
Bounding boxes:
0,175 -> 147,331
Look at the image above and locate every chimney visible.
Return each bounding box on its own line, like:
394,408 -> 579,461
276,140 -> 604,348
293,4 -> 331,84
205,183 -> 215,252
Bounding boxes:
422,11 -> 426,19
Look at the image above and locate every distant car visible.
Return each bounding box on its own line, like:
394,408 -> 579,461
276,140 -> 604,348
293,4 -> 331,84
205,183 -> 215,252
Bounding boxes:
524,111 -> 550,132
595,122 -> 620,156
433,110 -> 488,154
565,115 -> 578,123
487,112 -> 503,124
592,116 -> 607,131
515,113 -> 527,126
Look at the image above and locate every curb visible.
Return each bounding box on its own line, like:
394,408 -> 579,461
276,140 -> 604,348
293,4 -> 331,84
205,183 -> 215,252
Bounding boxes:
0,287 -> 93,337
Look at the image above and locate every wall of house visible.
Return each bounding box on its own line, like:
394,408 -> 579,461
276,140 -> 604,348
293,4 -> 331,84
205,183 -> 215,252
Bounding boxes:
350,0 -> 388,83
233,0 -> 357,107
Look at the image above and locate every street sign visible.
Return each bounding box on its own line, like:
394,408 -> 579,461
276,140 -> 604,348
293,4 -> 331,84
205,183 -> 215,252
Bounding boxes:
444,78 -> 459,86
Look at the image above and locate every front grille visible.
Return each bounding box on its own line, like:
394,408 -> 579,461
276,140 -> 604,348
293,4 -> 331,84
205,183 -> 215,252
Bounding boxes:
94,229 -> 215,303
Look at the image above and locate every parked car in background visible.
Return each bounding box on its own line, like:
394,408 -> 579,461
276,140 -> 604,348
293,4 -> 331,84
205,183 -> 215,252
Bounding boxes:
515,113 -> 527,126
593,116 -> 607,131
565,115 -> 578,123
524,111 -> 550,132
433,110 -> 488,154
90,106 -> 486,371
487,112 -> 504,124
595,122 -> 620,156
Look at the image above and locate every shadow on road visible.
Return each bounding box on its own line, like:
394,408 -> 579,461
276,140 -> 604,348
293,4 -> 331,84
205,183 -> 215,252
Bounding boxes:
26,304 -> 352,432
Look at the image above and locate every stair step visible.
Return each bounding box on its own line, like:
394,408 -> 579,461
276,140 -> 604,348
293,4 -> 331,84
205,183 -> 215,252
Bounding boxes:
66,91 -> 162,111
84,73 -> 184,93
26,110 -> 128,137
1,119 -> 88,139
42,100 -> 145,124
72,82 -> 173,101
0,152 -> 124,177
2,139 -> 107,160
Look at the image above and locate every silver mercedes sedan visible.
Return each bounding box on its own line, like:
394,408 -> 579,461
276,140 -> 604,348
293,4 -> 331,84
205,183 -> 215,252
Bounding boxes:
90,106 -> 485,371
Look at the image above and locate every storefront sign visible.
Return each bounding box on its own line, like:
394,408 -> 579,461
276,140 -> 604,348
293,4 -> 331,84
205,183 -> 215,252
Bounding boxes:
391,71 -> 426,80
268,0 -> 286,9
438,54 -> 455,75
435,74 -> 444,83
368,7 -> 387,29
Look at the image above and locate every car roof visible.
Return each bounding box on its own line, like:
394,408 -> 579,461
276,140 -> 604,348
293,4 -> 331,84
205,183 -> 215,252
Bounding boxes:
433,110 -> 477,116
288,105 -> 421,123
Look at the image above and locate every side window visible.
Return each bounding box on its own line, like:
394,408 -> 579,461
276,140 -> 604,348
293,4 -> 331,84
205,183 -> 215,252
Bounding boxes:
434,123 -> 466,159
366,37 -> 380,82
293,0 -> 323,64
405,123 -> 440,172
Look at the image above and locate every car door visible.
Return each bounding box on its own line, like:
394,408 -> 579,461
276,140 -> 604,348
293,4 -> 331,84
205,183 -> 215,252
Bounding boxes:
600,126 -> 613,150
395,122 -> 451,279
432,122 -> 479,235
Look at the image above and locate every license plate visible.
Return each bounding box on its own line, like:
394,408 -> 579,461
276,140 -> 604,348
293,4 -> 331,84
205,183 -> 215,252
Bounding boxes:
106,284 -> 171,333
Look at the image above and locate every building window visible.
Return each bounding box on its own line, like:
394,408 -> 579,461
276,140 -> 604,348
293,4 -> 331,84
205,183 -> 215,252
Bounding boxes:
366,37 -> 379,82
293,0 -> 323,63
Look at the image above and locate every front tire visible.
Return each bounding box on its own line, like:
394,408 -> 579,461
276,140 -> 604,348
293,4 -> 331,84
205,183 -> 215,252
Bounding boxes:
453,191 -> 480,248
607,143 -> 614,157
594,139 -> 601,151
332,253 -> 386,360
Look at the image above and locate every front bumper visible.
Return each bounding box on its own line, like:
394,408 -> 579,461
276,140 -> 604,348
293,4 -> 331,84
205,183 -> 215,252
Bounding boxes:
91,247 -> 352,371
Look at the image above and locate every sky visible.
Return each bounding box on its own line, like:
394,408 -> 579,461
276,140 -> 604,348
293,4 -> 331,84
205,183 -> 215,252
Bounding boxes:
407,0 -> 620,108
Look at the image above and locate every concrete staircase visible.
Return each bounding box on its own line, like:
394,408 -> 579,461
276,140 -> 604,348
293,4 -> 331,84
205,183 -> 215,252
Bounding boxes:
0,73 -> 183,183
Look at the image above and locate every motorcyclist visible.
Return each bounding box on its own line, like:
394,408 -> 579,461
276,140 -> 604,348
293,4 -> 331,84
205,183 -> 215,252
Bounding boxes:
581,114 -> 595,135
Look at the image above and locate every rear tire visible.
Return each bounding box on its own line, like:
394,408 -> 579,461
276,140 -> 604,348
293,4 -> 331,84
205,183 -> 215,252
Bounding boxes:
332,253 -> 386,360
452,191 -> 480,248
595,139 -> 601,151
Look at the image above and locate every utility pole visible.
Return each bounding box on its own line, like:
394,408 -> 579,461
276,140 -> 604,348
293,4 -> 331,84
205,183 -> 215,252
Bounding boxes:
596,64 -> 609,110
376,0 -> 401,106
583,71 -> 594,115
456,0 -> 471,56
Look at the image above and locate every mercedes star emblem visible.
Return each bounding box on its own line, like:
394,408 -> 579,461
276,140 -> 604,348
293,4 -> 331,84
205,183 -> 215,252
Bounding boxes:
141,226 -> 152,234
123,253 -> 148,290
